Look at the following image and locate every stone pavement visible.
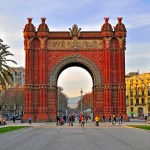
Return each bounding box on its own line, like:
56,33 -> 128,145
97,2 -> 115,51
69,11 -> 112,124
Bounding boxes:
0,119 -> 150,150
1,118 -> 149,129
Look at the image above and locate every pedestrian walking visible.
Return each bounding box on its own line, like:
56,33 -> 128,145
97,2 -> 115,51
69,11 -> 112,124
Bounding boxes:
81,116 -> 85,127
56,115 -> 60,126
95,116 -> 100,126
63,115 -> 66,123
28,116 -> 32,124
59,117 -> 64,125
68,115 -> 72,126
108,116 -> 112,123
12,116 -> 16,124
85,115 -> 88,123
20,118 -> 24,124
112,114 -> 117,125
79,115 -> 82,124
102,115 -> 106,123
71,115 -> 74,126
118,114 -> 123,125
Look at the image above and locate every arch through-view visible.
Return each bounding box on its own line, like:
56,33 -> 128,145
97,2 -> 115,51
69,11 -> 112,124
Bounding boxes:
23,17 -> 127,121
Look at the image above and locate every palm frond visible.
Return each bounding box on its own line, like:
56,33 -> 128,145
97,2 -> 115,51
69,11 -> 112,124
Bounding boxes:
0,39 -> 17,89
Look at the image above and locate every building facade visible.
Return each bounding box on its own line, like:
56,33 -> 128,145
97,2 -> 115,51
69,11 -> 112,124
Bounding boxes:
126,72 -> 150,117
10,67 -> 25,87
23,17 -> 127,122
0,67 -> 25,117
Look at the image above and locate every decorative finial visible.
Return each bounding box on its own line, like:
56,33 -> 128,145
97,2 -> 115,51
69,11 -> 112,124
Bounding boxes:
41,18 -> 46,23
104,17 -> 109,23
27,18 -> 33,24
117,17 -> 122,22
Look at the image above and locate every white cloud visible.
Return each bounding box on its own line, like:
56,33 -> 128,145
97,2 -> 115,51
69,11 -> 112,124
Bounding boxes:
126,42 -> 150,73
126,14 -> 150,29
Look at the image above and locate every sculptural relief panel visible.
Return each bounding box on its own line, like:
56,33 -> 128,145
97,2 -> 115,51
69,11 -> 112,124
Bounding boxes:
47,39 -> 102,50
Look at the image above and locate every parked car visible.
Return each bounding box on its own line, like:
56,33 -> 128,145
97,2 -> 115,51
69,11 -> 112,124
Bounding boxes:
16,116 -> 22,120
2,114 -> 9,120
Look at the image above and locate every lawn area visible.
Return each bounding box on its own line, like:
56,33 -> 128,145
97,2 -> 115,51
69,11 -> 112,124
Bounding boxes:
127,125 -> 150,130
0,126 -> 28,134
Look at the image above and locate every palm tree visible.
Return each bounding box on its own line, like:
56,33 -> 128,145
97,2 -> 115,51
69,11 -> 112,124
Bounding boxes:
0,38 -> 17,90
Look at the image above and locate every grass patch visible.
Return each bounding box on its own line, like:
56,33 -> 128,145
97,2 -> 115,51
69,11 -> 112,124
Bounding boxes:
0,126 -> 28,134
127,125 -> 150,130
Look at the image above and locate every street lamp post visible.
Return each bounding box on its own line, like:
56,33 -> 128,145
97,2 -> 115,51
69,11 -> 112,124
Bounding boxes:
80,88 -> 83,113
57,87 -> 60,115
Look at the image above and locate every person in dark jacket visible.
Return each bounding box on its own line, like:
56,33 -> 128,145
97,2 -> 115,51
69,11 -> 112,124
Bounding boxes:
56,115 -> 60,126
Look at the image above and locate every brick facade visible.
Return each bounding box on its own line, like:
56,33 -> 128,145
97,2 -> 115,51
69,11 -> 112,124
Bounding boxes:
23,17 -> 127,121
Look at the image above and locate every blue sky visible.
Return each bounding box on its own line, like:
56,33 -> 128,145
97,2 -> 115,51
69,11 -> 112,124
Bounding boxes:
0,0 -> 150,97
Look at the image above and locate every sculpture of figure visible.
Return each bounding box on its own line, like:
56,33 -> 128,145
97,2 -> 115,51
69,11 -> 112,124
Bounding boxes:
27,37 -> 34,49
40,37 -> 47,49
118,37 -> 125,49
105,37 -> 112,49
69,24 -> 81,37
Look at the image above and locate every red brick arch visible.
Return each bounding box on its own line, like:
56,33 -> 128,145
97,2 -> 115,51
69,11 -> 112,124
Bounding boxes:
23,17 -> 127,121
49,55 -> 102,87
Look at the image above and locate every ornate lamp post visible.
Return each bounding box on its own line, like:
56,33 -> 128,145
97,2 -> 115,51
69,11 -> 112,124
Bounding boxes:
57,88 -> 60,115
80,88 -> 83,113
57,87 -> 63,115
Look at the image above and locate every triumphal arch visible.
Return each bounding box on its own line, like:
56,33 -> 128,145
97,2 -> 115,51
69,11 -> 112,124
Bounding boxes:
23,17 -> 127,121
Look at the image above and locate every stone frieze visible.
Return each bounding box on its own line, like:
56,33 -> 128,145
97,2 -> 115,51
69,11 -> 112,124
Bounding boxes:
47,39 -> 102,49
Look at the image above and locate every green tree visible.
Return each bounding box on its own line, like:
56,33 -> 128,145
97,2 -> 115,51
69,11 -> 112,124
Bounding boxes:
77,92 -> 93,111
57,87 -> 69,114
8,86 -> 24,116
0,38 -> 17,90
0,86 -> 25,117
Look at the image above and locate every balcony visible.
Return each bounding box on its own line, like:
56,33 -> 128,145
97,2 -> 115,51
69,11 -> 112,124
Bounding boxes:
134,95 -> 140,98
130,103 -> 134,106
135,103 -> 146,107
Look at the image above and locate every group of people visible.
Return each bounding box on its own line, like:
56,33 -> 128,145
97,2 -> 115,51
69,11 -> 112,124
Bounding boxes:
94,114 -> 123,126
12,116 -> 32,124
79,115 -> 89,127
56,115 -> 69,126
56,114 -> 89,127
56,114 -> 124,127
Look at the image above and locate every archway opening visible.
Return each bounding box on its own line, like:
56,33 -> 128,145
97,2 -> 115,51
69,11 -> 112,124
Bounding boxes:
57,65 -> 93,120
48,55 -> 103,122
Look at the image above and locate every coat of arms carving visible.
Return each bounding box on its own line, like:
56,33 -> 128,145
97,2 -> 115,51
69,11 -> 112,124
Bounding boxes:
69,24 -> 81,37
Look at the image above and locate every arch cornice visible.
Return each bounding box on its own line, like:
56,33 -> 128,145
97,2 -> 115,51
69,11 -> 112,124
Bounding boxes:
49,55 -> 103,88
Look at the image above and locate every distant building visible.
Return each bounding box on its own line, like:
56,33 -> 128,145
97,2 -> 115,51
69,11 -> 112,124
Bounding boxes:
0,67 -> 25,89
10,67 -> 25,87
0,67 -> 25,117
126,72 -> 150,117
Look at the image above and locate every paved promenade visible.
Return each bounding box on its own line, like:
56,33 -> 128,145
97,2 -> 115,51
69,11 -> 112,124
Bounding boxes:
0,119 -> 150,150
1,118 -> 149,128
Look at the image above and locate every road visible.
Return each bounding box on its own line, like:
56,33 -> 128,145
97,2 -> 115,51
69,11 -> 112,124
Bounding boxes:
0,122 -> 150,150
